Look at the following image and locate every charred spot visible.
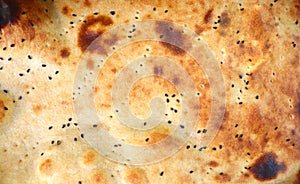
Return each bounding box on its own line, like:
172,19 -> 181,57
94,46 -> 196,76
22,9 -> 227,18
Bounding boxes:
155,21 -> 191,56
250,153 -> 286,181
61,6 -> 69,15
0,0 -> 21,29
154,66 -> 163,76
220,12 -> 230,27
77,15 -> 113,52
60,48 -> 70,58
204,8 -> 213,23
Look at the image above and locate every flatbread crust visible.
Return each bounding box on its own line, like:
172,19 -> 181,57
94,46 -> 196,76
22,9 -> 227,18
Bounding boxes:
0,0 -> 299,183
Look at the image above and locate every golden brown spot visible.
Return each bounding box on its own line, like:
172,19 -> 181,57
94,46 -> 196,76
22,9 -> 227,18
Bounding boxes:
61,6 -> 69,15
33,105 -> 42,114
60,48 -> 70,58
82,150 -> 97,165
125,168 -> 148,184
155,21 -> 191,56
204,8 -> 214,23
91,170 -> 106,183
111,68 -> 117,73
39,159 -> 53,176
149,131 -> 169,143
208,160 -> 219,167
250,153 -> 286,181
77,15 -> 113,52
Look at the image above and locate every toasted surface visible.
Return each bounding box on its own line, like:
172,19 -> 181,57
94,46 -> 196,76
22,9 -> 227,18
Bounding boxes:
0,0 -> 299,183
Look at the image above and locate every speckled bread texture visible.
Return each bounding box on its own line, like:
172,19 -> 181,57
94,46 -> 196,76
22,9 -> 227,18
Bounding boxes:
0,0 -> 299,183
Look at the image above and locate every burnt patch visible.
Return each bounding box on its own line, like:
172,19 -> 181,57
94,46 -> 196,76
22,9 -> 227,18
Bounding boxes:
153,66 -> 163,76
60,48 -> 70,58
220,12 -> 230,27
204,8 -> 213,23
77,15 -> 113,52
0,0 -> 21,29
155,21 -> 191,56
214,173 -> 231,182
250,153 -> 286,181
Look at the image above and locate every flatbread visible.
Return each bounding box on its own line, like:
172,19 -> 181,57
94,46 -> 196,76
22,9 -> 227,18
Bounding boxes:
0,0 -> 299,183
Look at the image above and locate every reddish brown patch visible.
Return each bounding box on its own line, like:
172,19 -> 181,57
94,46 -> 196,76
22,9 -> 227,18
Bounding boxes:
84,0 -> 91,7
208,160 -> 219,167
0,100 -> 6,124
61,6 -> 69,15
60,48 -> 70,58
220,12 -> 230,27
250,153 -> 286,181
77,15 -> 113,52
204,8 -> 214,23
103,34 -> 119,46
155,21 -> 191,56
214,173 -> 231,182
294,169 -> 300,184
0,0 -> 21,29
195,24 -> 206,35
39,159 -> 53,176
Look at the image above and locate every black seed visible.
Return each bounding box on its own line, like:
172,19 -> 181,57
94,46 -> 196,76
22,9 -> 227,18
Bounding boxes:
189,170 -> 194,174
80,134 -> 84,138
48,126 -> 53,130
286,139 -> 290,142
51,140 -> 55,144
167,120 -> 172,124
74,137 -> 77,141
197,130 -> 201,133
110,11 -> 115,15
4,107 -> 8,110
186,145 -> 190,149
93,124 -> 98,127
160,171 -> 164,176
219,145 -> 223,149
203,129 -> 207,133
57,140 -> 61,145
42,64 -> 46,67
145,138 -> 149,142
212,147 -> 217,150
28,55 -> 32,59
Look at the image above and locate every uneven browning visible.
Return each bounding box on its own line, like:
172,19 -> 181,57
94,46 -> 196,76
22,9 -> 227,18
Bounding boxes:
0,0 -> 299,183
